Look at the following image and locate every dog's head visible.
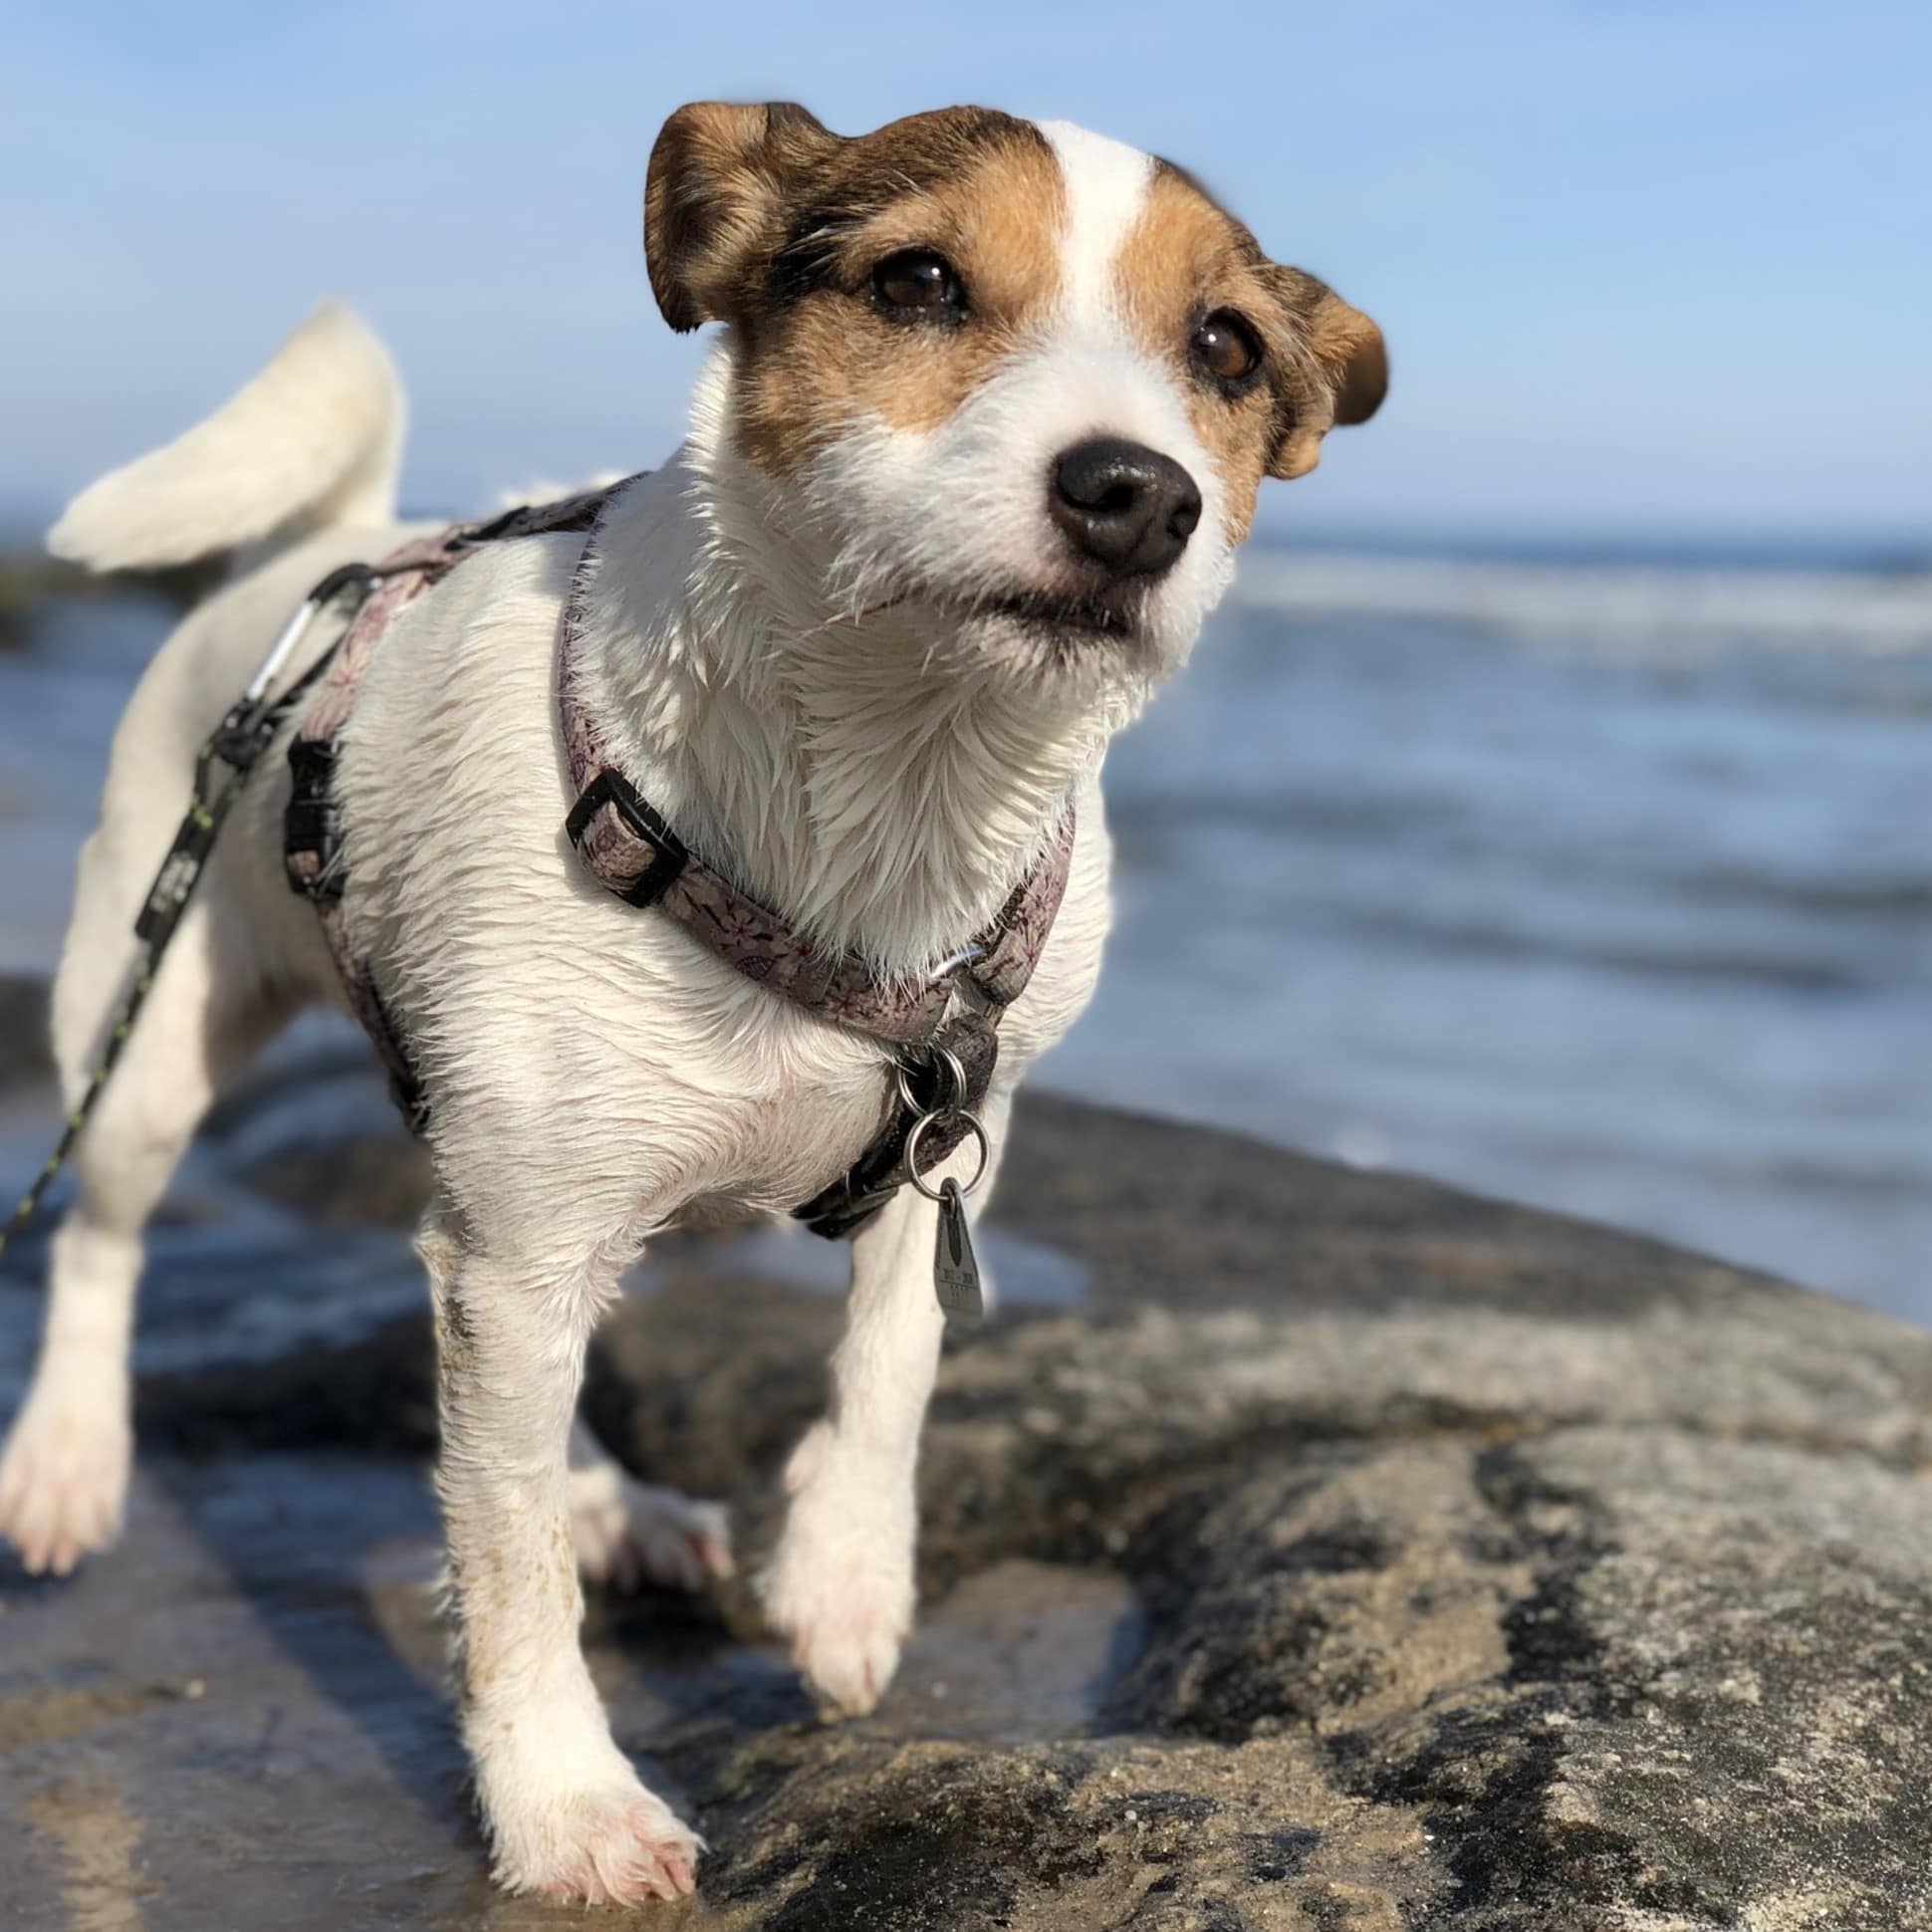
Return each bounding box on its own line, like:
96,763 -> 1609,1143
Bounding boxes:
646,103 -> 1384,688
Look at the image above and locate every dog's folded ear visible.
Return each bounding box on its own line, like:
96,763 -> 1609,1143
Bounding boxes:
646,102 -> 841,333
1261,268 -> 1388,480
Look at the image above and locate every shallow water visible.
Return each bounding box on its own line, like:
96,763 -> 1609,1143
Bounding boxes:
1054,544 -> 1932,1318
1,540 -> 1927,1319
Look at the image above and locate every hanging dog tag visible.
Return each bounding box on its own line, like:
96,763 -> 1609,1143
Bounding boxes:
934,1178 -> 984,1322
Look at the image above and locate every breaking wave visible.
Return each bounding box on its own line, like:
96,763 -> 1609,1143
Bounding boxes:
1231,550 -> 1932,656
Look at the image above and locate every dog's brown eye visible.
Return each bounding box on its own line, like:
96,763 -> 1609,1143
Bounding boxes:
872,249 -> 965,316
1193,310 -> 1264,386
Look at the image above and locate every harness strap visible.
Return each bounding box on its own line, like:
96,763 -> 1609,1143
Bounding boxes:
554,499 -> 1075,1051
284,486 -> 625,1126
552,485 -> 1077,1236
283,475 -> 1077,1242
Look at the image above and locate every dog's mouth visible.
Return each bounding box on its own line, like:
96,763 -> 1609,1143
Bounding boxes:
975,590 -> 1137,640
823,572 -> 1151,664
824,581 -> 1150,655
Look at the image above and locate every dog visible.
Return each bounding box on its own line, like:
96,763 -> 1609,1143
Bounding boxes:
0,103 -> 1384,1903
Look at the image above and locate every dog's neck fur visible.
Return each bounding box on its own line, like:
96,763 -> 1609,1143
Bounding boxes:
574,350 -> 1149,977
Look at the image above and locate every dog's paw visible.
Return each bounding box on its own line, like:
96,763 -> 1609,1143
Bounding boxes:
569,1461 -> 732,1595
0,1377 -> 131,1576
764,1428 -> 914,1718
491,1780 -> 701,1906
768,1565 -> 911,1719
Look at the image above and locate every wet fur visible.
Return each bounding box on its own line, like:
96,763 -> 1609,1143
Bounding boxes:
0,102 -> 1382,1904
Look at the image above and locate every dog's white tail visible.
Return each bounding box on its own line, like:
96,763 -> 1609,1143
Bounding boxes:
48,302 -> 405,574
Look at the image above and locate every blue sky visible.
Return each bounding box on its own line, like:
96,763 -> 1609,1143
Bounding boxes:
3,2 -> 1927,542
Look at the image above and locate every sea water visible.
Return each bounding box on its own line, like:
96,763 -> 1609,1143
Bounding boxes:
2,539 -> 1926,1319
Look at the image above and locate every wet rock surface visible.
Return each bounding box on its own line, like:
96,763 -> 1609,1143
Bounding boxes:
4,1047 -> 1932,1929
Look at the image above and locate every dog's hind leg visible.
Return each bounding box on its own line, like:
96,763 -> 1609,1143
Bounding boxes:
566,1415 -> 732,1594
420,1210 -> 700,1905
763,1092 -> 1012,1718
0,871 -> 287,1575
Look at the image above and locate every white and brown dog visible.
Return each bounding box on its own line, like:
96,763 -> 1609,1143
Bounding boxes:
0,104 -> 1383,1903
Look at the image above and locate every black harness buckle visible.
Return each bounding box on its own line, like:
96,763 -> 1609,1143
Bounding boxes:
565,766 -> 690,907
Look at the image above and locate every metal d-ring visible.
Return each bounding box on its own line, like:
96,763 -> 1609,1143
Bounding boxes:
895,1043 -> 968,1120
904,1108 -> 990,1203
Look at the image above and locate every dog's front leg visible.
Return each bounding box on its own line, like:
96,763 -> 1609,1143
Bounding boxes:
764,1095 -> 1009,1717
419,1210 -> 699,1905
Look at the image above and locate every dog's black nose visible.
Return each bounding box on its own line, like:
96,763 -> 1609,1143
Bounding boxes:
1050,438 -> 1203,580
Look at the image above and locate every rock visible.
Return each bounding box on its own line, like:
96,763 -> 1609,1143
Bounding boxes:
0,974 -> 50,1087
0,554 -> 226,651
6,1091 -> 1932,1929
237,1121 -> 434,1229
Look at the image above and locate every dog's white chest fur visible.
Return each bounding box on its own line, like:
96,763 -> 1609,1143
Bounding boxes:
333,522 -> 1111,1238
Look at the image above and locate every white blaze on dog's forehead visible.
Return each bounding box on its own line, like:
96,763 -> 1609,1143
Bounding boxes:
1035,121 -> 1153,325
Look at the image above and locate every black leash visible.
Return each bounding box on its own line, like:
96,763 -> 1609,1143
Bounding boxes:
0,564 -> 383,1268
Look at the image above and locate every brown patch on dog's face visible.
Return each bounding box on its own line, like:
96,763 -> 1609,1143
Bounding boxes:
1114,164 -> 1281,543
1261,263 -> 1390,474
643,103 -> 1388,681
647,104 -> 1067,476
645,102 -> 842,333
1116,161 -> 1387,539
645,104 -> 1384,504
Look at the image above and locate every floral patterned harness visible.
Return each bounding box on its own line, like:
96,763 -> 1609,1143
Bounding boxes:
282,476 -> 1075,1239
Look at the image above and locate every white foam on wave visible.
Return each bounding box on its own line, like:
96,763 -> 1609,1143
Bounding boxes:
1229,551 -> 1932,657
